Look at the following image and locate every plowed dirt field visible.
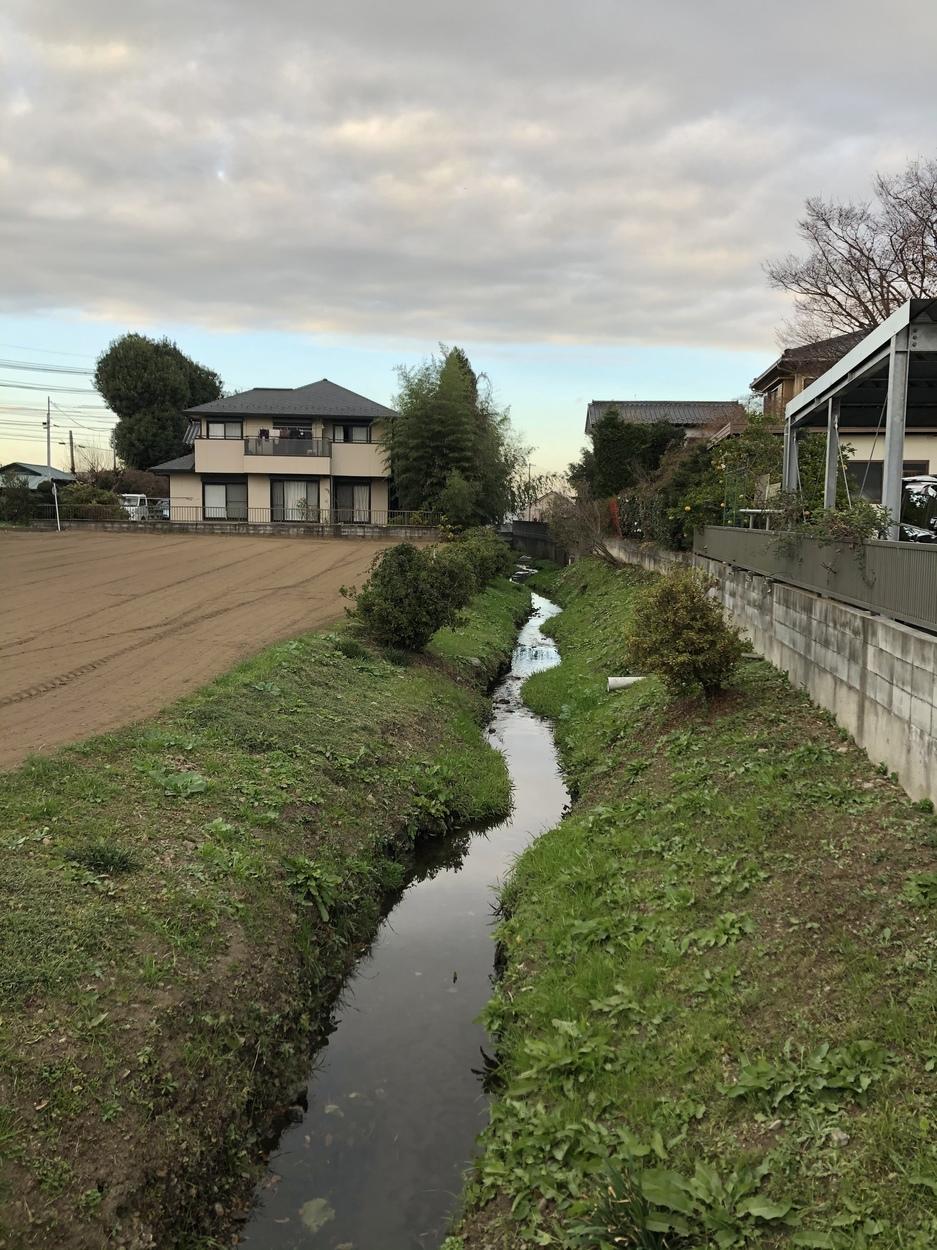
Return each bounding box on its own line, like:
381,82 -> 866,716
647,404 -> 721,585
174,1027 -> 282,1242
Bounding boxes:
0,530 -> 401,769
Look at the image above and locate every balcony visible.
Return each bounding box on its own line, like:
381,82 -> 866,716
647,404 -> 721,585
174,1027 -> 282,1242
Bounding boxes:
244,436 -> 331,457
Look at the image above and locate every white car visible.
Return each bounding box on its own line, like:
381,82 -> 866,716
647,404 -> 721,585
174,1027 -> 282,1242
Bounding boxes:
119,493 -> 149,521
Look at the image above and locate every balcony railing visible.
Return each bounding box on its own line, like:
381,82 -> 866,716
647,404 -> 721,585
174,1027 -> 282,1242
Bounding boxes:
244,436 -> 331,457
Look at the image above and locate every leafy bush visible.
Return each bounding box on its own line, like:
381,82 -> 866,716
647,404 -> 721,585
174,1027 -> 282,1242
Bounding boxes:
350,530 -> 513,651
624,568 -> 743,698
350,543 -> 466,650
59,483 -> 127,520
0,471 -> 36,524
431,541 -> 483,602
458,526 -> 513,583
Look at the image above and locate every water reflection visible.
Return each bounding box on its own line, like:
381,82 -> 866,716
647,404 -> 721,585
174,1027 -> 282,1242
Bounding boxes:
238,594 -> 567,1249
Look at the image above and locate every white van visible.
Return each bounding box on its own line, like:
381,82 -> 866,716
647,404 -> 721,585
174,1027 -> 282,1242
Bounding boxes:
119,493 -> 149,521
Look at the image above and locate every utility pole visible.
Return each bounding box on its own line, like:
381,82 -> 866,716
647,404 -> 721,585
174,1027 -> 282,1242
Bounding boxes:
68,430 -> 75,474
45,396 -> 61,532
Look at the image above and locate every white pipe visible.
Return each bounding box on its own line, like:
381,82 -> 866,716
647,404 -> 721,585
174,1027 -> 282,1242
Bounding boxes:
607,676 -> 645,691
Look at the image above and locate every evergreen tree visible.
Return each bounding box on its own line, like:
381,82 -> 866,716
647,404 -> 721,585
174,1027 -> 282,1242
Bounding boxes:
388,346 -> 513,523
94,333 -> 223,469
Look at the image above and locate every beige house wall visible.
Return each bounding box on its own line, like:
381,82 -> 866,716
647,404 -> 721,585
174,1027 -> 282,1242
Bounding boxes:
842,432 -> 936,474
193,440 -> 245,473
170,473 -> 202,517
331,441 -> 387,477
371,478 -> 389,514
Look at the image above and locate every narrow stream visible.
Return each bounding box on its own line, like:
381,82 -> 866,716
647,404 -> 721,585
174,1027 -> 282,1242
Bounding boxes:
238,591 -> 568,1249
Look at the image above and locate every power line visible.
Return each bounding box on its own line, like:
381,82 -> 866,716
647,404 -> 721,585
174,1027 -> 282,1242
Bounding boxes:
0,358 -> 93,376
0,379 -> 99,394
0,341 -> 94,360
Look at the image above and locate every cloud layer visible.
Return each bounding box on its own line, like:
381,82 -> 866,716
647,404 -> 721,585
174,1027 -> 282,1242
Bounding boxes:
1,0 -> 934,350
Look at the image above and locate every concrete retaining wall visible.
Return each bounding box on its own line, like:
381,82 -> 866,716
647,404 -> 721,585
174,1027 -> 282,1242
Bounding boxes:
607,538 -> 937,804
29,520 -> 442,542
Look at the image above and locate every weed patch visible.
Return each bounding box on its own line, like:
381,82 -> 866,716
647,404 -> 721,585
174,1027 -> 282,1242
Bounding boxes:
0,578 -> 529,1250
455,559 -> 937,1250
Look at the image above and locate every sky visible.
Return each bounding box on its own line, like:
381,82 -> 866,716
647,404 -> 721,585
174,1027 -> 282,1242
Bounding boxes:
1,0 -> 935,475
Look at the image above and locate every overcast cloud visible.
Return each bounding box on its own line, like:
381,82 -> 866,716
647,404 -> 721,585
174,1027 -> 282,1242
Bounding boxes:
1,0 -> 935,352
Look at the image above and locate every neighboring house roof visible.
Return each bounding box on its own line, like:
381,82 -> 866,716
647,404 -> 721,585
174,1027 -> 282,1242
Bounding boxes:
0,462 -> 76,488
584,400 -> 745,436
750,331 -> 865,393
185,378 -> 398,420
148,454 -> 195,474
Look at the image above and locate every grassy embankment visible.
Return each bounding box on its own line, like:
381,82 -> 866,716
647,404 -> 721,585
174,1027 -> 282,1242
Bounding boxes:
0,578 -> 529,1250
453,559 -> 937,1250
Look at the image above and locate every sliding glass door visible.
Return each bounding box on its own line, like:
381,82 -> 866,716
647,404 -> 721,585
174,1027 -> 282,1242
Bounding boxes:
203,481 -> 247,520
334,481 -> 371,522
271,479 -> 320,522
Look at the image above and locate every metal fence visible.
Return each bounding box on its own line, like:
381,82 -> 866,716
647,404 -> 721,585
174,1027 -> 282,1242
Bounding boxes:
694,525 -> 937,633
28,504 -> 441,529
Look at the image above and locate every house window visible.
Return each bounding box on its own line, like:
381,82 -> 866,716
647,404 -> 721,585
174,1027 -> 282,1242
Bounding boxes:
206,420 -> 243,439
203,481 -> 247,520
334,480 -> 371,522
331,423 -> 370,443
271,479 -> 320,521
847,460 -> 931,501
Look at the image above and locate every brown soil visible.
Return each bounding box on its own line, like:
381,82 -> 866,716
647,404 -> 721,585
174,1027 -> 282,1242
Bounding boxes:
0,529 -> 403,769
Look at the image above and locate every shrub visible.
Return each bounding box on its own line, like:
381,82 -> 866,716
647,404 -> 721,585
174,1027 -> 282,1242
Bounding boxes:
431,541 -> 483,601
0,471 -> 36,524
624,568 -> 743,698
350,544 -> 464,650
458,526 -> 513,583
59,483 -> 127,520
350,531 -> 513,651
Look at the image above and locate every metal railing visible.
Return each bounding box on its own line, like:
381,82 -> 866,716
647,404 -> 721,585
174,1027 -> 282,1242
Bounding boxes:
243,436 -> 331,457
694,525 -> 937,632
27,503 -> 441,529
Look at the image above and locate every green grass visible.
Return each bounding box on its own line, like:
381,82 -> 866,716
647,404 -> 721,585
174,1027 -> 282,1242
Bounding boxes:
455,559 -> 937,1250
0,578 -> 530,1250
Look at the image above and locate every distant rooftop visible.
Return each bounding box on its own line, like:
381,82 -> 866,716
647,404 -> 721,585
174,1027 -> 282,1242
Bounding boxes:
585,400 -> 746,436
0,462 -> 75,484
750,331 -> 864,393
186,378 -> 398,420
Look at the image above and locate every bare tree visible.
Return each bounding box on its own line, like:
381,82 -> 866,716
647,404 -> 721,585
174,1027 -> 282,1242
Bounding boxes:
767,157 -> 937,343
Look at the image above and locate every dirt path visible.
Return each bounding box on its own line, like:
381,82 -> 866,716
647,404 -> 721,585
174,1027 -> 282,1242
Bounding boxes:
0,530 -> 401,770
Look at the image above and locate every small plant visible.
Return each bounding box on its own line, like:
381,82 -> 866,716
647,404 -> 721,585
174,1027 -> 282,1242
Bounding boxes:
624,568 -> 744,698
725,1039 -> 891,1112
137,763 -> 209,797
63,839 -> 138,875
576,1158 -> 795,1247
904,871 -> 937,906
334,636 -> 369,660
283,856 -> 343,922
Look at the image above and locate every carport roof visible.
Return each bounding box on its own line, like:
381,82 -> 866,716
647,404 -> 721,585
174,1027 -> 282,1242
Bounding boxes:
786,299 -> 937,431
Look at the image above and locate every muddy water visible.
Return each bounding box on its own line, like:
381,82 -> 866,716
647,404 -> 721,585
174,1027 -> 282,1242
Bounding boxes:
238,592 -> 568,1249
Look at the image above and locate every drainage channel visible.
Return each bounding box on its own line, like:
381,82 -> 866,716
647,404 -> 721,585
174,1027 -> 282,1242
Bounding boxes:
238,591 -> 568,1249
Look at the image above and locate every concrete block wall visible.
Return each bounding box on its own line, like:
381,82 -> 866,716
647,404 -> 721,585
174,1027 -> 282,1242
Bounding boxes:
607,538 -> 937,804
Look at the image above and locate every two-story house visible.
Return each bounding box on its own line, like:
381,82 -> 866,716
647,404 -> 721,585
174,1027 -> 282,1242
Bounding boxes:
151,379 -> 395,523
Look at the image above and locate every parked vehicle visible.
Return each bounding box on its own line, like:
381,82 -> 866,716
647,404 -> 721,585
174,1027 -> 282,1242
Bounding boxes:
901,476 -> 937,543
153,497 -> 171,520
119,493 -> 149,521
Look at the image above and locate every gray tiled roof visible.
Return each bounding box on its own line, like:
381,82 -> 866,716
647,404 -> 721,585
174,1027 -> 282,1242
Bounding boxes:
750,331 -> 864,391
148,454 -> 195,473
1,462 -> 75,481
585,400 -> 745,435
186,378 -> 397,420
